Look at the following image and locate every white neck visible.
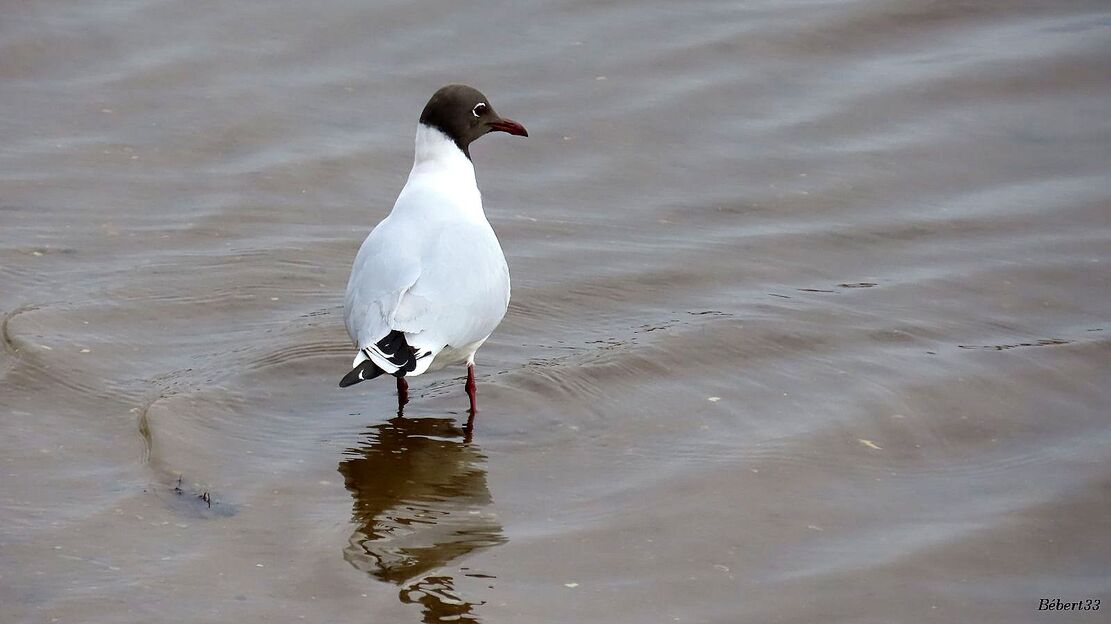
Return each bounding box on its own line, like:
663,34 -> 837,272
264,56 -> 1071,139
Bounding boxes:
395,124 -> 485,221
411,124 -> 476,181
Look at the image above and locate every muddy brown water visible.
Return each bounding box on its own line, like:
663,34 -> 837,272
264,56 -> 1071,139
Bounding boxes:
2,1 -> 1110,623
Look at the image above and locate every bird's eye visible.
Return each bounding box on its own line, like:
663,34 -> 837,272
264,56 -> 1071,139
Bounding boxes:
472,102 -> 487,117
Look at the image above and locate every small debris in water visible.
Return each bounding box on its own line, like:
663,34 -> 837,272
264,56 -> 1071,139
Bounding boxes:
958,338 -> 1069,351
79,348 -> 91,353
858,439 -> 882,450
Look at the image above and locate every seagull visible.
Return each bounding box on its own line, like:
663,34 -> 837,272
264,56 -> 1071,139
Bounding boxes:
340,84 -> 527,427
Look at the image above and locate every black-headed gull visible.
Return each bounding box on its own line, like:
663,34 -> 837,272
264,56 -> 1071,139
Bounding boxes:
340,85 -> 527,424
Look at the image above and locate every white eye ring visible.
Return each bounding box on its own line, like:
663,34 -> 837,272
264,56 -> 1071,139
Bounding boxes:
472,102 -> 487,117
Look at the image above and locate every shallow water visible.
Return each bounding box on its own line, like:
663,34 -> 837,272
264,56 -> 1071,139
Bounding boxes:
2,1 -> 1110,622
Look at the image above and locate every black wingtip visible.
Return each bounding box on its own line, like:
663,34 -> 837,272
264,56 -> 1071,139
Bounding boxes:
375,330 -> 421,375
339,360 -> 384,388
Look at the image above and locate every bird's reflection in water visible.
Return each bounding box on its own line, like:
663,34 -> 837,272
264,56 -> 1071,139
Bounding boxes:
339,416 -> 505,623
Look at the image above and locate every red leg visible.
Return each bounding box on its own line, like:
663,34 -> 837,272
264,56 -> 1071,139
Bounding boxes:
396,376 -> 409,410
464,364 -> 477,439
465,364 -> 477,414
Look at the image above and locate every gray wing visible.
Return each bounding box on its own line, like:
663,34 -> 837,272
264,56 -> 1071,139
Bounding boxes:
343,215 -> 421,354
344,214 -> 509,376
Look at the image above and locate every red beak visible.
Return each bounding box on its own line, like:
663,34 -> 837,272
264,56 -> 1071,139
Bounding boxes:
488,117 -> 528,137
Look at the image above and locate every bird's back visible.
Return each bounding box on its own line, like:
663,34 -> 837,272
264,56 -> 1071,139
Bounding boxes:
344,164 -> 510,364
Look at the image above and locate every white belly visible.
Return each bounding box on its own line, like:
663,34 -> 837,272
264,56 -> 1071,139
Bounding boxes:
427,339 -> 488,371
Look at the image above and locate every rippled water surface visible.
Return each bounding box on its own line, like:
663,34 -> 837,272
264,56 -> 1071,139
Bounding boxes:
2,1 -> 1110,622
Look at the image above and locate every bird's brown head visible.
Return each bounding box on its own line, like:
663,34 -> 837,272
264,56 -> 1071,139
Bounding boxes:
419,84 -> 527,159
